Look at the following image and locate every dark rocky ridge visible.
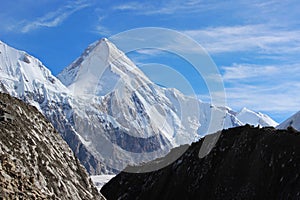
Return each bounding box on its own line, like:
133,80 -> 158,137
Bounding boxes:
102,125 -> 300,200
0,93 -> 104,199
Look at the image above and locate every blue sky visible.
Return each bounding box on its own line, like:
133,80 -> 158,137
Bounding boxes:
0,0 -> 300,123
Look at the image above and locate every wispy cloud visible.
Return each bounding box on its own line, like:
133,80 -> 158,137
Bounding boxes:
93,15 -> 111,36
112,0 -> 299,27
135,49 -> 165,56
113,24 -> 300,62
113,0 -> 217,15
21,0 -> 90,33
222,64 -> 282,81
94,25 -> 111,36
113,2 -> 145,11
221,63 -> 300,121
184,25 -> 300,54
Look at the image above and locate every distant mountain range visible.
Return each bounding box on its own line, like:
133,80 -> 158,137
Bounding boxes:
0,39 -> 278,174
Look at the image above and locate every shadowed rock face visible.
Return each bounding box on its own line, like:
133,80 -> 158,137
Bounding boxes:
0,93 -> 104,199
102,125 -> 300,200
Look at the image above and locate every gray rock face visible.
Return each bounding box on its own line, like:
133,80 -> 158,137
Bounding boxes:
40,101 -> 109,175
0,93 -> 104,199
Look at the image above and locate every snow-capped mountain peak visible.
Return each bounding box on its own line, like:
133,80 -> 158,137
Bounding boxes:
58,38 -> 149,98
0,41 -> 68,109
277,111 -> 300,131
236,107 -> 278,127
0,39 -> 278,174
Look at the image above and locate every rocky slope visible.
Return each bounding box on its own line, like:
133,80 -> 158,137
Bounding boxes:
0,93 -> 104,199
102,125 -> 300,200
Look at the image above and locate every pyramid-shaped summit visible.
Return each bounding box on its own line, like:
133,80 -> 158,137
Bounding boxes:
0,39 -> 278,174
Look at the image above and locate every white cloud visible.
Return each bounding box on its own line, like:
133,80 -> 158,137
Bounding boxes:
221,63 -> 300,120
135,49 -> 165,56
21,0 -> 90,33
222,63 -> 300,82
94,25 -> 110,36
225,83 -> 300,112
113,2 -> 145,11
112,24 -> 300,63
93,16 -> 111,36
222,64 -> 280,81
113,0 -> 216,15
184,25 -> 300,54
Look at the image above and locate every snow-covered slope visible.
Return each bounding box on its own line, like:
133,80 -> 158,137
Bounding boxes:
59,38 -> 200,145
58,39 -> 202,171
236,107 -> 278,127
58,38 -> 278,171
0,40 -> 68,109
91,175 -> 116,192
277,111 -> 300,131
0,39 -> 277,174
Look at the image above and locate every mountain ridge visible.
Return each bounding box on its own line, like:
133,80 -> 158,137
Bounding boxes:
0,38 -> 278,174
101,125 -> 300,200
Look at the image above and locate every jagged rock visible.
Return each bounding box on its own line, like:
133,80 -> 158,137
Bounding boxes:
0,93 -> 104,199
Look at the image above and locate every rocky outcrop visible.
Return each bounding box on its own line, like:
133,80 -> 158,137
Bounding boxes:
102,125 -> 300,200
0,93 -> 104,199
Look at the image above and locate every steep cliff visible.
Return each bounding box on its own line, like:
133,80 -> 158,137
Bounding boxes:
0,93 -> 104,199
